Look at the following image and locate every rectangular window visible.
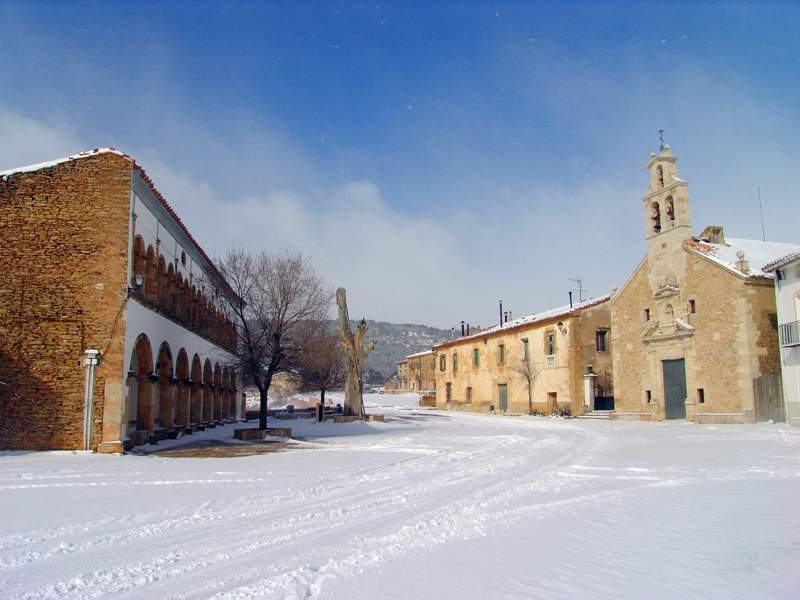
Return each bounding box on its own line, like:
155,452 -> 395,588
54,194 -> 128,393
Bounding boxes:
644,308 -> 651,321
697,388 -> 705,404
452,352 -> 458,372
545,332 -> 555,356
473,348 -> 480,368
596,329 -> 608,352
466,387 -> 472,404
522,338 -> 529,360
645,390 -> 652,403
439,354 -> 446,372
498,344 -> 505,365
689,299 -> 696,314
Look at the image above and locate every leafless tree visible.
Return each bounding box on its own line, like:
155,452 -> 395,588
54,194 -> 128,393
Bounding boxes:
218,249 -> 330,430
513,353 -> 541,416
297,328 -> 345,406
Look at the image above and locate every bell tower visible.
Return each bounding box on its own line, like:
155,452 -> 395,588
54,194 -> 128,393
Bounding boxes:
642,144 -> 693,293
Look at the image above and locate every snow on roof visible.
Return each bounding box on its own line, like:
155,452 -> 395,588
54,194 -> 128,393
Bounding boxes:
686,237 -> 800,279
405,349 -> 434,359
763,250 -> 800,273
0,147 -> 242,303
0,148 -> 125,179
435,294 -> 611,350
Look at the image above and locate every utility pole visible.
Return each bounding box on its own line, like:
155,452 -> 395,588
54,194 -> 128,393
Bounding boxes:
569,278 -> 586,303
757,185 -> 767,242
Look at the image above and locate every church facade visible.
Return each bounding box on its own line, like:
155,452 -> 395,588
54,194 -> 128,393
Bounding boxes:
610,146 -> 797,423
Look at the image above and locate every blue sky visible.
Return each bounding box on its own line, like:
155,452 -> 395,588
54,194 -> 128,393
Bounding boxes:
1,1 -> 798,326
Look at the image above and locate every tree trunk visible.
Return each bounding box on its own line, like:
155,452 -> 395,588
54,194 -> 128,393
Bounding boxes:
320,387 -> 326,406
527,385 -> 533,416
258,385 -> 268,430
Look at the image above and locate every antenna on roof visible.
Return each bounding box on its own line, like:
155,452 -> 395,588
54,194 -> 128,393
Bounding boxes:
757,185 -> 767,242
568,278 -> 586,302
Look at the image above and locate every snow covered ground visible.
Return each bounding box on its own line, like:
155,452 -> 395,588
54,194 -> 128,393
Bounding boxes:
1,393 -> 798,599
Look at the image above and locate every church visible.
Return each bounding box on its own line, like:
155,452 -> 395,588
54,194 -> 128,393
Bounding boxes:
610,145 -> 798,423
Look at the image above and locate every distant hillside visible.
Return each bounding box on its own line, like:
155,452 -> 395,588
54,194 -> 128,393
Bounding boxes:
330,320 -> 450,380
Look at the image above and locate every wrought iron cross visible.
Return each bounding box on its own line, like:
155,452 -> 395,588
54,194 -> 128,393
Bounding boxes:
659,129 -> 665,152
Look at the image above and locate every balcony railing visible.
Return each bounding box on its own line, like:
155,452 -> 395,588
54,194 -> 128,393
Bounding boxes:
545,354 -> 556,368
780,320 -> 799,347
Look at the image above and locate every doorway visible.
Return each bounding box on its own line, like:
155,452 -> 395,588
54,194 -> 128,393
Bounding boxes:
662,359 -> 687,419
498,384 -> 508,413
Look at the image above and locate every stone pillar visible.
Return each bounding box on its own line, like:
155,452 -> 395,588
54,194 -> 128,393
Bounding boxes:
190,382 -> 202,425
158,378 -> 175,430
176,381 -> 190,427
583,372 -> 597,413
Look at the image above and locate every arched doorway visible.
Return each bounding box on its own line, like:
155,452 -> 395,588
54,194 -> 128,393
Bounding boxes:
127,334 -> 154,446
190,354 -> 203,427
213,363 -> 222,422
203,359 -> 213,425
175,349 -> 190,429
156,343 -> 174,432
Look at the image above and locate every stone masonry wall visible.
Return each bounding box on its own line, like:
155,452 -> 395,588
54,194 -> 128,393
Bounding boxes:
0,153 -> 132,450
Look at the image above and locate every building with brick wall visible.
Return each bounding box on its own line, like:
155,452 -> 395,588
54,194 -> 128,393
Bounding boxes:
610,145 -> 799,423
433,296 -> 612,416
0,149 -> 241,452
763,251 -> 800,426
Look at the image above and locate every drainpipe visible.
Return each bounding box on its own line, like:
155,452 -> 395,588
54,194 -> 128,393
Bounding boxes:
82,349 -> 100,451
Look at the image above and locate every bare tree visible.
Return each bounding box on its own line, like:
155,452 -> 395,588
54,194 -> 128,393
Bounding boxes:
513,353 -> 541,416
218,250 -> 330,430
297,329 -> 345,406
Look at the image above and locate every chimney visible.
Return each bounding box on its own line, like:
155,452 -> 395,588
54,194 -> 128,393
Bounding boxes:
700,225 -> 725,244
504,311 -> 508,323
569,291 -> 573,308
476,324 -> 481,333
507,310 -> 512,321
499,300 -> 503,327
466,323 -> 470,335
460,321 -> 465,336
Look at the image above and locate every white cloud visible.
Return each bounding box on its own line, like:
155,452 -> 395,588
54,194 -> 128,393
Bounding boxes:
0,106 -> 84,170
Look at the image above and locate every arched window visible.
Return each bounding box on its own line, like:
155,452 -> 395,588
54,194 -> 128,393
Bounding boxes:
176,272 -> 184,319
157,256 -> 166,308
665,196 -> 675,225
166,264 -> 176,314
145,246 -> 157,301
657,165 -> 664,188
132,236 -> 146,287
665,303 -> 674,324
651,202 -> 662,233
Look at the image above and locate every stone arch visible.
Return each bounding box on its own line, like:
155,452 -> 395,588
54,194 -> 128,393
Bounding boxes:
128,334 -> 154,439
156,342 -> 175,431
145,245 -> 157,301
166,263 -> 176,315
157,255 -> 167,308
175,349 -> 190,427
190,354 -> 203,425
203,359 -> 214,423
132,235 -> 146,287
665,195 -> 675,225
176,272 -> 184,320
213,363 -> 223,422
665,303 -> 674,324
651,201 -> 661,233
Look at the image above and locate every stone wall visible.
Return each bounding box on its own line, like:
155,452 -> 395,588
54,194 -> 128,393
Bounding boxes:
0,153 -> 132,450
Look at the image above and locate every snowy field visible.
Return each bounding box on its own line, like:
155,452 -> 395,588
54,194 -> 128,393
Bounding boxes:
1,392 -> 799,599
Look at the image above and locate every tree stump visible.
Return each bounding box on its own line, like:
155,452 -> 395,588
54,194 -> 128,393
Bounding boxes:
336,287 -> 374,419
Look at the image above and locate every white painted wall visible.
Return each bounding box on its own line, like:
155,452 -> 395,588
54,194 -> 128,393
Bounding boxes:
773,257 -> 800,425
